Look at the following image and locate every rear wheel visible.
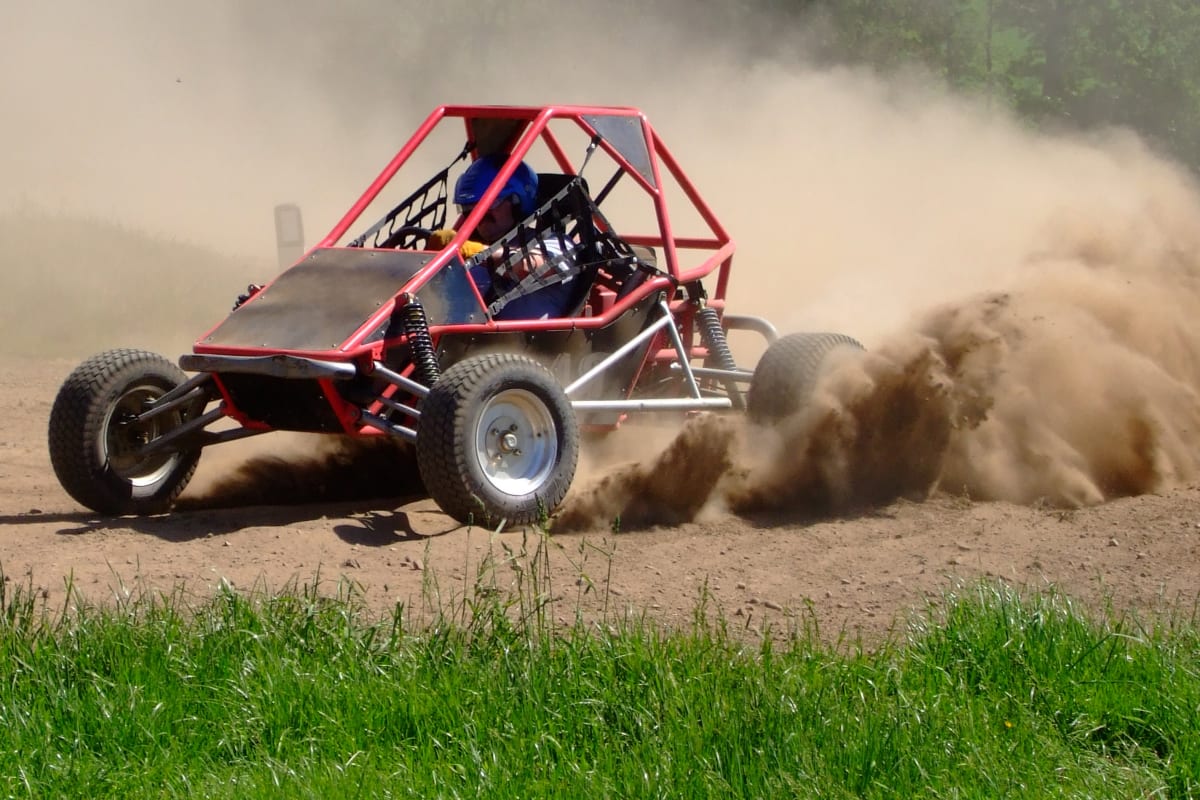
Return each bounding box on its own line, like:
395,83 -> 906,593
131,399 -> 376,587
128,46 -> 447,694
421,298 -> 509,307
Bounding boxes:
48,349 -> 202,514
416,353 -> 579,527
746,333 -> 864,424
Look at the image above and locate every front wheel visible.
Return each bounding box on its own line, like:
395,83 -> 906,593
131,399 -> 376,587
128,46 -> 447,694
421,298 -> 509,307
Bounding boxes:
746,332 -> 865,425
48,349 -> 202,515
416,353 -> 579,527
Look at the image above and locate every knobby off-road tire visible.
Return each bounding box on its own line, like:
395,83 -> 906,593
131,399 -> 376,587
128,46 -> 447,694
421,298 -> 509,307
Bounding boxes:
48,349 -> 202,515
416,353 -> 579,527
746,332 -> 865,425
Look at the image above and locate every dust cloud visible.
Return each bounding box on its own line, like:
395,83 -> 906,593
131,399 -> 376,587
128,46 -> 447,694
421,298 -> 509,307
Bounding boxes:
563,148 -> 1200,527
179,436 -> 423,510
6,3 -> 1199,519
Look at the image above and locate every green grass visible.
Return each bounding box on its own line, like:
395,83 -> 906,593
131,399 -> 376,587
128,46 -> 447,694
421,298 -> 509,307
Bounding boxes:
1,551 -> 1197,798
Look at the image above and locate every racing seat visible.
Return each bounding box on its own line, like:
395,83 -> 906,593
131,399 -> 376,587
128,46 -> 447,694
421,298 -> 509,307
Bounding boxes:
534,172 -> 585,209
537,173 -> 656,314
534,173 -> 599,316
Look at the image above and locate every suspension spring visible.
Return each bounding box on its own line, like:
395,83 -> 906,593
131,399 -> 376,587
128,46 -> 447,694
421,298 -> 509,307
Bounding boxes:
697,306 -> 737,371
696,305 -> 744,410
401,297 -> 441,386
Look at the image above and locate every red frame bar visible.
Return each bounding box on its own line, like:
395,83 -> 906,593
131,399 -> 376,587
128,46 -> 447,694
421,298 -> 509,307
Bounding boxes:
195,105 -> 734,368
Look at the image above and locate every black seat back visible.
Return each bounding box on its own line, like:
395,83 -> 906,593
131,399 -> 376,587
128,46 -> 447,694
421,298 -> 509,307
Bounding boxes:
534,173 -> 588,209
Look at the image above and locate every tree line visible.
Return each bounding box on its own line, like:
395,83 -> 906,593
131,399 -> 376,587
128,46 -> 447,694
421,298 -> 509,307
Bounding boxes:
746,0 -> 1200,170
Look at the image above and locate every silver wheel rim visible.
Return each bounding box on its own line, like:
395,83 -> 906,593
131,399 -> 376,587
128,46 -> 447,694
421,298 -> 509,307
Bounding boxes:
474,388 -> 558,496
101,383 -> 181,488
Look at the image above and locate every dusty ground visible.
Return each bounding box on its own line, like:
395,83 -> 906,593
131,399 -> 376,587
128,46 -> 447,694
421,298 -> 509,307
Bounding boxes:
4,354 -> 1198,642
6,2 -> 1200,648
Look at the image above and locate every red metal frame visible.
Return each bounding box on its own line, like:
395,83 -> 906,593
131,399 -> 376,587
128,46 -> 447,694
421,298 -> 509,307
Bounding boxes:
192,105 -> 736,435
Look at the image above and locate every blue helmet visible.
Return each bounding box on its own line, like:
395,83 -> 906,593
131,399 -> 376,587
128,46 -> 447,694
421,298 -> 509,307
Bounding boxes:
454,155 -> 539,216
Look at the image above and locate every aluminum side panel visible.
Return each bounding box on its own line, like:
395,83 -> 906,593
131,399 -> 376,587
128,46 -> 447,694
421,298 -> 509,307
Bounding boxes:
201,248 -> 432,351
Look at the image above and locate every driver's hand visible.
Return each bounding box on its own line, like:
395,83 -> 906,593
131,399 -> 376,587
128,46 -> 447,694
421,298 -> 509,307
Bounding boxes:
431,228 -> 487,260
460,240 -> 487,259
429,228 -> 457,249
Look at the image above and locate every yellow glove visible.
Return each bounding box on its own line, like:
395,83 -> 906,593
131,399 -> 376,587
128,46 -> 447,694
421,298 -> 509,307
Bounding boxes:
428,228 -> 457,249
460,240 -> 487,259
430,228 -> 487,261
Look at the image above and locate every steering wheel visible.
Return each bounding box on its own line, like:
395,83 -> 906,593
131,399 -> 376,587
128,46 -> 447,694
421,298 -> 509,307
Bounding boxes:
380,225 -> 434,250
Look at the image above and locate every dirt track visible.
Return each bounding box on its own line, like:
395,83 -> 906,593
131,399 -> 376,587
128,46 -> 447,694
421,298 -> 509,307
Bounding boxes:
4,354 -> 1198,641
6,2 -> 1200,645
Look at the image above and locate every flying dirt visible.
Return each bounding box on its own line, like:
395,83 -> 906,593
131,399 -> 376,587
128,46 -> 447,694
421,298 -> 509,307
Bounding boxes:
560,153 -> 1200,529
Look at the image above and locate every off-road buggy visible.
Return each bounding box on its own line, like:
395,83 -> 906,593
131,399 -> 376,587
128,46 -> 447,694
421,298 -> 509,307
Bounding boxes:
49,105 -> 861,527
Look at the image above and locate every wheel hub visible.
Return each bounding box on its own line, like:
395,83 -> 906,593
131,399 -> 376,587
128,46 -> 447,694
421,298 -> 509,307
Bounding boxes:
104,385 -> 180,486
498,430 -> 520,454
475,390 -> 557,496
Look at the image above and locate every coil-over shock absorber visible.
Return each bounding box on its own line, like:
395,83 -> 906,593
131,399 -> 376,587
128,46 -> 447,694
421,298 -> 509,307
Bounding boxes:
697,306 -> 736,371
399,295 -> 441,386
696,304 -> 745,410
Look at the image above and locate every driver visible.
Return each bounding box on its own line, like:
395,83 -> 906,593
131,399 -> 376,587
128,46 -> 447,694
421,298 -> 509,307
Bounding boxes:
433,155 -> 577,320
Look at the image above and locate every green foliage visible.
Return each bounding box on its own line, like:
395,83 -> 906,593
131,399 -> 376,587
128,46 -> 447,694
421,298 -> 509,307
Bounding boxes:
750,0 -> 1200,171
1,561 -> 1198,798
